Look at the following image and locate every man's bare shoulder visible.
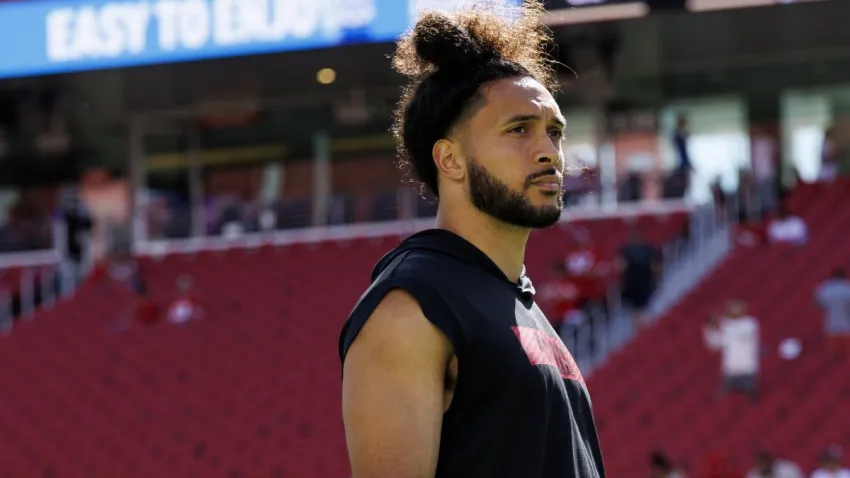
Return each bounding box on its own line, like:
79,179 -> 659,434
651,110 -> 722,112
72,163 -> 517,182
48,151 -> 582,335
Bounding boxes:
345,289 -> 453,366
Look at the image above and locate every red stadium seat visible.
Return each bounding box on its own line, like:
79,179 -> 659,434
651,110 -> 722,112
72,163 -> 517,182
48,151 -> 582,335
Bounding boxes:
589,179 -> 850,477
0,211 -> 690,477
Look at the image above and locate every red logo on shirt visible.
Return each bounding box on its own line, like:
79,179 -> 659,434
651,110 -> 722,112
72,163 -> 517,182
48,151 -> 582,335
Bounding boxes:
512,326 -> 585,385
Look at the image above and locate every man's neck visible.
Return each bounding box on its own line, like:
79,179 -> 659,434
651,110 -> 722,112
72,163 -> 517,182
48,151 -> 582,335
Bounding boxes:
435,206 -> 529,283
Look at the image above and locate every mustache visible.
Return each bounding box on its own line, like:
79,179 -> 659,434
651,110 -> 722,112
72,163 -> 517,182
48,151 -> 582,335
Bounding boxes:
525,167 -> 563,189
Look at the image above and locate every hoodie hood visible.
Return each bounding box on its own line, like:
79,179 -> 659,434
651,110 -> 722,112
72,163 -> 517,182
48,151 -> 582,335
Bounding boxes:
371,229 -> 536,296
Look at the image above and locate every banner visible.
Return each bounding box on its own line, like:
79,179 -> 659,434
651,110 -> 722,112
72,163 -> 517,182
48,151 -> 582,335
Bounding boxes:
0,0 -> 520,79
543,0 -> 643,8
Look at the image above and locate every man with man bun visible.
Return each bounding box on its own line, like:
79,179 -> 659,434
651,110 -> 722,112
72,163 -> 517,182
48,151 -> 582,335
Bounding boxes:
339,1 -> 605,476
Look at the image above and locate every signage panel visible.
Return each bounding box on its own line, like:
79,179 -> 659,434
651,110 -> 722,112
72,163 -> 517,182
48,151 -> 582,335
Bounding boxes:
0,0 -> 516,79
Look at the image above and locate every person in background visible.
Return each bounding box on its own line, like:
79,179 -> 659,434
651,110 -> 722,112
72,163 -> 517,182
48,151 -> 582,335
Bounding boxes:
114,282 -> 161,332
815,268 -> 850,360
751,131 -> 778,216
671,113 -> 693,198
539,261 -> 583,350
565,226 -> 610,315
704,299 -> 760,402
618,229 -> 661,330
710,176 -> 727,220
650,450 -> 687,478
167,276 -> 203,325
60,188 -> 93,280
811,446 -> 850,478
766,205 -> 808,246
819,126 -> 842,182
747,451 -> 803,478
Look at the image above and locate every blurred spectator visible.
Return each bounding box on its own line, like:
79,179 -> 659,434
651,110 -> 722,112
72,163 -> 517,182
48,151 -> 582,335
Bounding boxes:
114,282 -> 161,332
704,300 -> 760,402
737,170 -> 760,222
539,261 -> 583,346
710,176 -> 727,219
60,188 -> 93,279
617,229 -> 661,330
651,450 -> 687,478
811,446 -> 850,478
815,268 -> 850,360
167,276 -> 202,325
767,206 -> 808,246
132,283 -> 162,327
670,113 -> 692,199
105,251 -> 146,294
564,227 -> 611,341
565,228 -> 609,303
746,451 -> 803,478
672,113 -> 692,172
751,133 -> 779,216
819,126 -> 842,183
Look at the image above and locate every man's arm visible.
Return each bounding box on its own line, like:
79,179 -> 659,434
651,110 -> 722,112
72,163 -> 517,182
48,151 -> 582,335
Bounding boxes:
342,289 -> 453,478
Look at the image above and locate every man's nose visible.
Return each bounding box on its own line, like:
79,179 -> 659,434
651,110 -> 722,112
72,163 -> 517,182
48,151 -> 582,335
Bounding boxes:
535,136 -> 562,167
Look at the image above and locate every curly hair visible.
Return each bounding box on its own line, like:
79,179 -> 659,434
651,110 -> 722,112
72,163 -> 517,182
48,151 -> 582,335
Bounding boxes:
391,0 -> 558,198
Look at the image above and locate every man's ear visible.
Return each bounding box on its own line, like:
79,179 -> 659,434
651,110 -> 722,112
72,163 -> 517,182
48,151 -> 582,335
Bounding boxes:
433,139 -> 465,182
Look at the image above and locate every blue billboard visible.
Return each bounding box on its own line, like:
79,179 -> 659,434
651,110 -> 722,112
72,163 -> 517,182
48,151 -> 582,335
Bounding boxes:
0,0 -> 474,79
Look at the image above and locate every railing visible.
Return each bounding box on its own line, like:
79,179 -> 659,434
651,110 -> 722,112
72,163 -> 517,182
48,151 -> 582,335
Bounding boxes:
139,166 -> 691,243
564,191 -> 752,375
135,195 -> 692,256
0,189 -> 696,341
0,262 -> 78,335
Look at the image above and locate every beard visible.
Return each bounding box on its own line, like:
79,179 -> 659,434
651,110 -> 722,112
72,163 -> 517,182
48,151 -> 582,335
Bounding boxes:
467,158 -> 563,229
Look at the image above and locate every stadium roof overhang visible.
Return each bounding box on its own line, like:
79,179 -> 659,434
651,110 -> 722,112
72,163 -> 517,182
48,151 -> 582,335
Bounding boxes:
2,0 -> 848,124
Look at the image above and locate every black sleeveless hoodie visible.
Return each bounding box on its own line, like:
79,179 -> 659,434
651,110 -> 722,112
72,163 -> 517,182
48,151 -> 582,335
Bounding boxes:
339,229 -> 605,478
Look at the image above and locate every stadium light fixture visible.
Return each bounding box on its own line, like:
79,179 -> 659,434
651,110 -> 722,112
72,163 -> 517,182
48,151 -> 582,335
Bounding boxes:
687,0 -> 826,12
541,2 -> 649,25
317,68 -> 337,85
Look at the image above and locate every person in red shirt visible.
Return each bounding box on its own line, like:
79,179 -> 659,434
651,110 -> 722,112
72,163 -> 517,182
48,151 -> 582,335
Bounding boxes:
167,276 -> 202,325
112,282 -> 161,332
133,285 -> 162,326
539,261 -> 584,349
564,229 -> 611,345
564,231 -> 609,304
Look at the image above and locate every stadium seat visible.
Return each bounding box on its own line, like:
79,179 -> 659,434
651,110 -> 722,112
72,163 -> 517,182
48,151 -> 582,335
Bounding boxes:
0,212 -> 688,477
590,179 -> 850,477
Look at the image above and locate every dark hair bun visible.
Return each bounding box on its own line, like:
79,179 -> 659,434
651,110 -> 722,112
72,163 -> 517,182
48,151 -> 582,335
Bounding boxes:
412,13 -> 494,71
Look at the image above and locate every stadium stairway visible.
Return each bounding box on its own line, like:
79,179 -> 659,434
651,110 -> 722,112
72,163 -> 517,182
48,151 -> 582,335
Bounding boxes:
0,212 -> 688,478
590,179 -> 850,478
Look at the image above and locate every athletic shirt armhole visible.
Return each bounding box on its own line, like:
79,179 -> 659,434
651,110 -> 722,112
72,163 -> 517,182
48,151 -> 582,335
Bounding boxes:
338,255 -> 461,367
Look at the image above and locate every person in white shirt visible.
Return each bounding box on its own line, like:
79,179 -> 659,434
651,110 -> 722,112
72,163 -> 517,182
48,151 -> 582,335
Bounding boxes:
704,300 -> 760,401
811,446 -> 850,478
819,126 -> 841,182
747,451 -> 803,478
767,206 -> 808,246
815,268 -> 850,359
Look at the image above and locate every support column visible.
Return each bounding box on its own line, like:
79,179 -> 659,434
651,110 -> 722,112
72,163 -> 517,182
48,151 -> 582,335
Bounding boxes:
128,117 -> 146,250
311,131 -> 331,228
187,124 -> 205,237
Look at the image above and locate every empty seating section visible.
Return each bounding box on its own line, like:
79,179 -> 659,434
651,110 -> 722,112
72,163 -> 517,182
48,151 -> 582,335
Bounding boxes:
590,180 -> 850,477
0,213 -> 687,477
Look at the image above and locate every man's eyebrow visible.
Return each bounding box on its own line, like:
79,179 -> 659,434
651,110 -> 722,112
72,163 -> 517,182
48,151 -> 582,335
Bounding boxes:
503,114 -> 566,128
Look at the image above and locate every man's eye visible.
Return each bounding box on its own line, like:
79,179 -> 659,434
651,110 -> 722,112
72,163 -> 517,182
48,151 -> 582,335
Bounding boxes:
549,129 -> 564,139
508,125 -> 527,134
